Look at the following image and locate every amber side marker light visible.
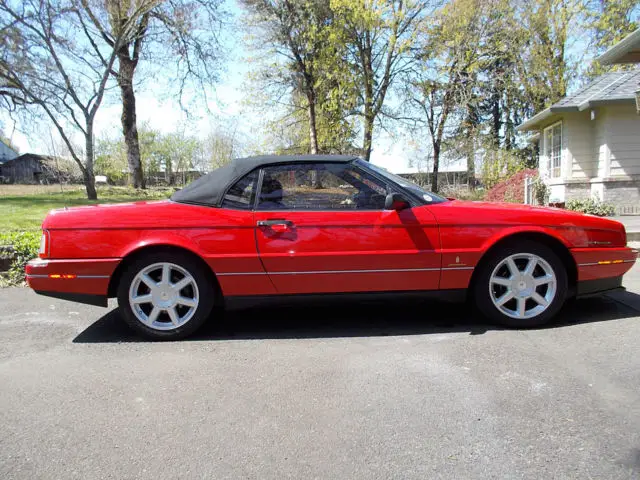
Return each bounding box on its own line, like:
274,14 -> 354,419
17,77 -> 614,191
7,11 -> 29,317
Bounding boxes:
598,260 -> 623,265
49,274 -> 77,279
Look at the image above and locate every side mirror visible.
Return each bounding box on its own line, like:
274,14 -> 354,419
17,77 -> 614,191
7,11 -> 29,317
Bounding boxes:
384,192 -> 410,211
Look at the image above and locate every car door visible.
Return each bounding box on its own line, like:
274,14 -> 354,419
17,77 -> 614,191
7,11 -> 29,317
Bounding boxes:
207,169 -> 276,296
253,162 -> 441,295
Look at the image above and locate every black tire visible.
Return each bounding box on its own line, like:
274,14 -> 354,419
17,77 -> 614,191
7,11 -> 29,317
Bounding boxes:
473,240 -> 568,328
117,252 -> 216,340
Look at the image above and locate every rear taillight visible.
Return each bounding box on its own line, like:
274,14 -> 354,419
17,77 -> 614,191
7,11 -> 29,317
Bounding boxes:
39,230 -> 49,258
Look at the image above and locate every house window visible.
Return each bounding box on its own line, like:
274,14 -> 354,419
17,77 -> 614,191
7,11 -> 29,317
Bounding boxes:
543,122 -> 562,178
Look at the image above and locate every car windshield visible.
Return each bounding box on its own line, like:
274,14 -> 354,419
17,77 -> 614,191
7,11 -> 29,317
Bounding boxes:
356,159 -> 448,204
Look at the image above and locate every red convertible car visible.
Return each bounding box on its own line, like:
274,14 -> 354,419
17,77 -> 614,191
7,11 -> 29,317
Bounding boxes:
26,155 -> 637,340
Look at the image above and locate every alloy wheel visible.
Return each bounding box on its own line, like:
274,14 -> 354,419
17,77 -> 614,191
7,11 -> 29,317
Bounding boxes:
128,262 -> 200,330
489,253 -> 557,320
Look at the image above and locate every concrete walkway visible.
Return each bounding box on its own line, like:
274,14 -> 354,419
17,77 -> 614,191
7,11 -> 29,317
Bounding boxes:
612,216 -> 640,241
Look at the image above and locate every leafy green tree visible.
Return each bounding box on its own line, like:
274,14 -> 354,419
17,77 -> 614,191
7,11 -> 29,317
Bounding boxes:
95,124 -> 208,185
331,0 -> 432,161
587,0 -> 639,75
242,0 -> 355,156
514,0 -> 588,112
95,135 -> 127,183
406,0 -> 486,192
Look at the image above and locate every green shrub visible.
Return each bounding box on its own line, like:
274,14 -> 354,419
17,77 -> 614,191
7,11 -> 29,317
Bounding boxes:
0,231 -> 40,286
439,184 -> 486,201
566,198 -> 615,217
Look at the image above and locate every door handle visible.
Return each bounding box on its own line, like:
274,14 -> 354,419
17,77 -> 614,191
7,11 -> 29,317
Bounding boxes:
257,219 -> 293,232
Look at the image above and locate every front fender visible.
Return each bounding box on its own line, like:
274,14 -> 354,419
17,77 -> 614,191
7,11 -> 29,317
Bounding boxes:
480,225 -> 577,253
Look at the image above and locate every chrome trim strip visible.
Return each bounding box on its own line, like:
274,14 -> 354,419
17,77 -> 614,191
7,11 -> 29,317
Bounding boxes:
217,266 -> 474,276
269,268 -> 441,275
217,272 -> 268,276
26,274 -> 110,279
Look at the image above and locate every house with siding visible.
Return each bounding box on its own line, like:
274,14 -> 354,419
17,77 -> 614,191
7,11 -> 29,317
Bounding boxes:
517,68 -> 640,214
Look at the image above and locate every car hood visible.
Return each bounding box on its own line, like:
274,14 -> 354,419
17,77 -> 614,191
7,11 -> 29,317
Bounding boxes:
436,200 -> 625,231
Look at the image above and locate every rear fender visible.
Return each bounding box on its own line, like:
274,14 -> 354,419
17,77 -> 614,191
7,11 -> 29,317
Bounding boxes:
116,233 -> 206,260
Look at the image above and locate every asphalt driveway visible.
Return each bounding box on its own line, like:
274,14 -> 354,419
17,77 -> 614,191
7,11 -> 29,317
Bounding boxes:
1,263 -> 640,479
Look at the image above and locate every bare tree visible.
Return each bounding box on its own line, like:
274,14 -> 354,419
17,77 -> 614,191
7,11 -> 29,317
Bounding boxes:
0,0 -> 153,198
81,0 -> 223,189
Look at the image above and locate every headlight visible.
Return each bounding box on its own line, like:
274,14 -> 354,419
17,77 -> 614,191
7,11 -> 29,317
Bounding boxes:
39,230 -> 50,258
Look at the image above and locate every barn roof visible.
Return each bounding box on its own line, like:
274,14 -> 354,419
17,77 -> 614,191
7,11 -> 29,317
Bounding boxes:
1,153 -> 51,164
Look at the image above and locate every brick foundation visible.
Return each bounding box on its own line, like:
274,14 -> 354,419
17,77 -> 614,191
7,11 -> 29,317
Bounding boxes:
564,176 -> 640,215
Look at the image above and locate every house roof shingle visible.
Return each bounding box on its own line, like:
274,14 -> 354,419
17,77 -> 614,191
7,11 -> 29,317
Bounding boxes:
517,68 -> 640,131
552,69 -> 640,109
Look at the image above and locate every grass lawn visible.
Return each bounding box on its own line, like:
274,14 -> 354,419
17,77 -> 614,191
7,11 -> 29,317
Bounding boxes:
0,185 -> 174,231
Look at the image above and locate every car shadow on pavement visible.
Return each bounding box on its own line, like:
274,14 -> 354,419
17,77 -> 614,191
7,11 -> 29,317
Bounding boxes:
72,292 -> 640,343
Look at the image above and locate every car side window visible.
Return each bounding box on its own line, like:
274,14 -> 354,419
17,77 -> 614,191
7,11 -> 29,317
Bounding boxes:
256,163 -> 389,211
221,170 -> 258,209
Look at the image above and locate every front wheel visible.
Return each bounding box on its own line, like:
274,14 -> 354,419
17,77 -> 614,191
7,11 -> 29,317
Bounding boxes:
117,253 -> 215,340
473,241 -> 568,328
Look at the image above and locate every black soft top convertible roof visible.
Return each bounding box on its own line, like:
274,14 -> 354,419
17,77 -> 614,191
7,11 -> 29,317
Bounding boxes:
171,154 -> 359,207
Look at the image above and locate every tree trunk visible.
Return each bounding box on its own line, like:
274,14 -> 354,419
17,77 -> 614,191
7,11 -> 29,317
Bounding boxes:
431,144 -> 440,193
117,55 -> 145,189
84,129 -> 97,200
362,115 -> 374,162
463,103 -> 477,190
307,93 -> 322,188
308,94 -> 319,155
466,135 -> 475,190
360,39 -> 375,162
491,92 -> 501,147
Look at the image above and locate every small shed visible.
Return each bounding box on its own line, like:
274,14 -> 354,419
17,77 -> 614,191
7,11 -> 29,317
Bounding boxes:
0,154 -> 81,184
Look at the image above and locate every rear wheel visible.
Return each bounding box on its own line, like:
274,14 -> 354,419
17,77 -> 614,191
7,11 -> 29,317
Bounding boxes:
117,253 -> 215,340
473,241 -> 568,328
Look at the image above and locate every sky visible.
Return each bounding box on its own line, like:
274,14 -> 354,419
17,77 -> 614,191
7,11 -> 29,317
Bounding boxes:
0,0 -> 614,176
0,0 -> 424,175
